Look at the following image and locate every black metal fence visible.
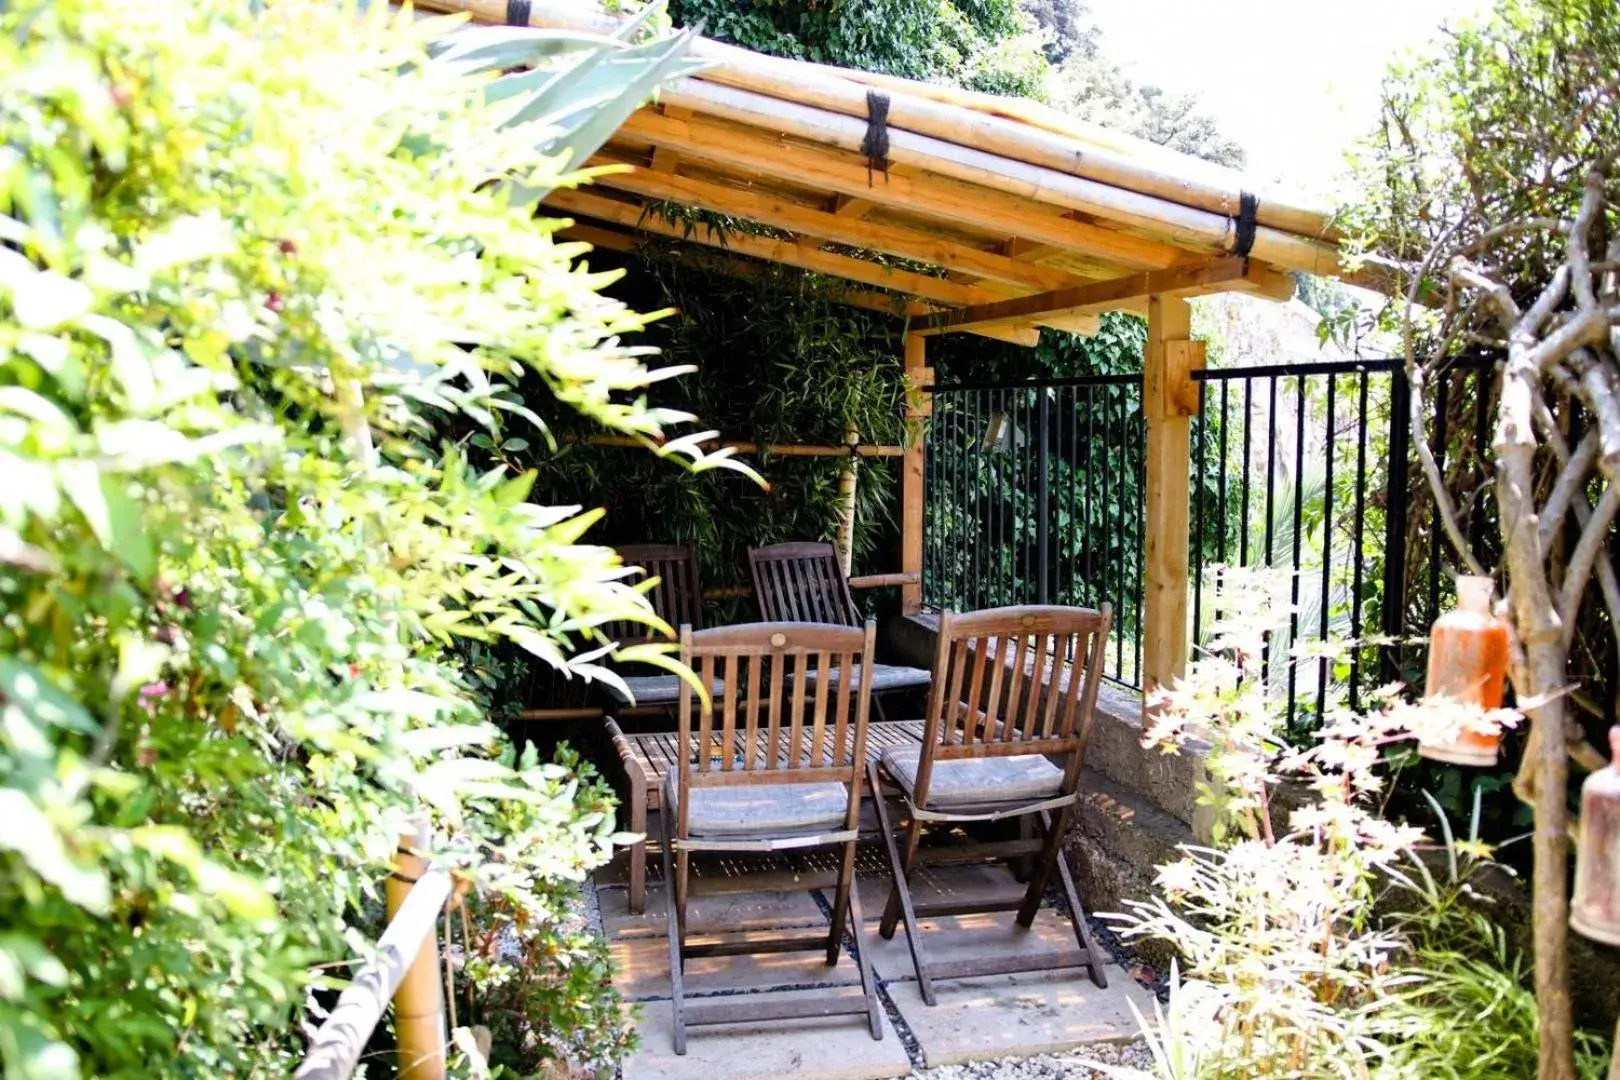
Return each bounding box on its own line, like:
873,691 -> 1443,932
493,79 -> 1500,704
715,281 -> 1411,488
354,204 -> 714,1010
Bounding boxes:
924,357 -> 1497,726
924,374 -> 1145,686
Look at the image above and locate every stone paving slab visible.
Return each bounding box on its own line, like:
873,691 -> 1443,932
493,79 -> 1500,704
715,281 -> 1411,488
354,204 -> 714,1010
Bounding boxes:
601,885 -> 827,941
610,928 -> 863,1001
624,990 -> 911,1080
887,968 -> 1155,1068
861,908 -> 1088,982
853,862 -> 1025,915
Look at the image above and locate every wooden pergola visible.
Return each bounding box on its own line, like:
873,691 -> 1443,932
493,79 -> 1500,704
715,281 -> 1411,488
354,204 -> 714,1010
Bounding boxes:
422,0 -> 1363,701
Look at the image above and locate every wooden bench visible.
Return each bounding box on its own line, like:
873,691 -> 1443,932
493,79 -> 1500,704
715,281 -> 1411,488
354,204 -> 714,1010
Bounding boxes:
607,717 -> 926,913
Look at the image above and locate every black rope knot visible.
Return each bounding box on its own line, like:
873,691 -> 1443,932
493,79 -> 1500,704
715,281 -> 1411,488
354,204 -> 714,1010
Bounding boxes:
505,0 -> 532,26
861,90 -> 891,186
1232,190 -> 1259,257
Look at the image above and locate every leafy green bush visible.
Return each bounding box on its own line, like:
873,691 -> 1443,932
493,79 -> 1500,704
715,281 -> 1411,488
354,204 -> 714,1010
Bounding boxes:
0,1 -> 713,1075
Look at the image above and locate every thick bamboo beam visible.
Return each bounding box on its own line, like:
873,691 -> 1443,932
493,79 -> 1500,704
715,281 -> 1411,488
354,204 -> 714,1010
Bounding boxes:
585,157 -> 1086,291
416,0 -> 1337,242
835,425 -> 860,574
1141,296 -> 1198,704
912,257 -> 1282,335
901,334 -> 928,613
547,187 -> 1001,308
656,79 -> 1353,275
612,110 -> 1184,272
555,224 -> 1040,345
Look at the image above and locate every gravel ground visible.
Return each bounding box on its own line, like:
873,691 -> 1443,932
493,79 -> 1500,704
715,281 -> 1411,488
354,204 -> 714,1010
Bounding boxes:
909,1041 -> 1154,1079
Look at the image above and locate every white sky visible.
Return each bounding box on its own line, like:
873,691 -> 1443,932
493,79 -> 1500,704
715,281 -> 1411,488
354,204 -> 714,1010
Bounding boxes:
1084,0 -> 1489,201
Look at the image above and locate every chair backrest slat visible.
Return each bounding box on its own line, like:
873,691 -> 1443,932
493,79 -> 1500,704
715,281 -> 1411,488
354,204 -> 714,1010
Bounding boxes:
913,605 -> 1113,809
607,544 -> 704,648
748,542 -> 861,628
674,623 -> 878,836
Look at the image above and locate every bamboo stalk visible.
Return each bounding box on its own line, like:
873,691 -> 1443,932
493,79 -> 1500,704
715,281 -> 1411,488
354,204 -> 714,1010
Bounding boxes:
414,0 -> 1337,242
389,824 -> 447,1080
294,862 -> 451,1080
848,572 -> 919,589
835,426 -> 860,575
577,434 -> 904,457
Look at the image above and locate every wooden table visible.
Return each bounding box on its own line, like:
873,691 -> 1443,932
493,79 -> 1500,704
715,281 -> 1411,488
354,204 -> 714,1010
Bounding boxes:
607,718 -> 926,913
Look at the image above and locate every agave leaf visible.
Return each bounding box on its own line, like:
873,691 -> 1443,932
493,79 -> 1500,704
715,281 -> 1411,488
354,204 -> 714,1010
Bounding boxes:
430,27 -> 618,72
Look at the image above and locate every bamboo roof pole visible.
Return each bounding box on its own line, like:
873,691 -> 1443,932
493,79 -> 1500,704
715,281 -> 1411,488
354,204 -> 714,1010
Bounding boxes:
583,156 -> 1091,291
612,112 -> 1187,271
653,79 -> 1352,280
416,0 -> 1338,242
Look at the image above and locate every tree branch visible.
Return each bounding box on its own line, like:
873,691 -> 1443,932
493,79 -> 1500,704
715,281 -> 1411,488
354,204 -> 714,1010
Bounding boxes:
1559,482 -> 1620,648
1540,432 -> 1598,550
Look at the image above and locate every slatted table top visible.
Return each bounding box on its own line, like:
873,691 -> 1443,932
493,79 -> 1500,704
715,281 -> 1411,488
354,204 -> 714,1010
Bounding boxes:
617,719 -> 925,796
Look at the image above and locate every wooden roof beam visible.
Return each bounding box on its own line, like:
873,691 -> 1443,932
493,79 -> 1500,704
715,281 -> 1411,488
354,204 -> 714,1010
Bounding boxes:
914,256 -> 1289,336
614,109 -> 1186,272
583,157 -> 1088,292
555,223 -> 1039,345
546,187 -> 1004,309
830,194 -> 873,218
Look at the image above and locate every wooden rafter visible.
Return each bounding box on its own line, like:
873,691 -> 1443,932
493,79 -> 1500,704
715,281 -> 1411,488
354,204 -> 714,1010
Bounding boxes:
613,110 -> 1186,271
912,257 -> 1291,335
556,224 -> 1041,346
585,157 -> 1088,292
546,188 -> 1003,308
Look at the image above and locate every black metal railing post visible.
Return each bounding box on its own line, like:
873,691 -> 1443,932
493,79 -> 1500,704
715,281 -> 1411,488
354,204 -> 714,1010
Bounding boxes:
1381,365 -> 1413,686
1035,389 -> 1051,604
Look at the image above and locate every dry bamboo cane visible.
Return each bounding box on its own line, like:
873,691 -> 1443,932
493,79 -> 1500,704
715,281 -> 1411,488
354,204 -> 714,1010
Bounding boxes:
411,0 -> 1336,241
834,426 -> 861,575
389,822 -> 448,1080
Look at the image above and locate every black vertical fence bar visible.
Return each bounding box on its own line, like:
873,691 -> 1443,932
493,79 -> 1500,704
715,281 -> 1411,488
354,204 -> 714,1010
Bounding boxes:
1317,374 -> 1336,721
1241,377 -> 1253,568
1036,390 -> 1051,604
1350,370 -> 1370,710
1287,375 -> 1306,721
1192,380 -> 1207,644
1429,372 -> 1450,627
1470,366 -> 1491,551
1382,367 -> 1413,686
1133,396 -> 1144,683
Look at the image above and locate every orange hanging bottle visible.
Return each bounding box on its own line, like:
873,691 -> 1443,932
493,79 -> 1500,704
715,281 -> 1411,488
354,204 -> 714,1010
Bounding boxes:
1571,727 -> 1620,946
1417,575 -> 1510,766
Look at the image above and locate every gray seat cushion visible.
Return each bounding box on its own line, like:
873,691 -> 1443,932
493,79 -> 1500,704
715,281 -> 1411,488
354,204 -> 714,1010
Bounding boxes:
602,674 -> 722,707
826,662 -> 932,694
880,745 -> 1064,808
668,779 -> 851,837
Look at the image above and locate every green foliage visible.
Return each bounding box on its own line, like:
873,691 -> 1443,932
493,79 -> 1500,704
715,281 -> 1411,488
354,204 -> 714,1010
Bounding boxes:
524,249 -> 907,616
1347,0 -> 1620,285
670,0 -> 1048,97
0,1 -> 706,1075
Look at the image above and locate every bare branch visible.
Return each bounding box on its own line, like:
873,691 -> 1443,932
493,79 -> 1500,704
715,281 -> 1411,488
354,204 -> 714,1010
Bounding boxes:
1567,167 -> 1606,313
1452,257 -> 1523,332
1540,432 -> 1599,550
1571,348 -> 1620,472
1559,482 -> 1620,647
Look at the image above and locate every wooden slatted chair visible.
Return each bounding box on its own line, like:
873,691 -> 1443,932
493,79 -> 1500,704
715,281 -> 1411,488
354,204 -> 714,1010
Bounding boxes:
869,604 -> 1113,1005
601,544 -> 705,716
747,541 -> 932,717
660,621 -> 885,1053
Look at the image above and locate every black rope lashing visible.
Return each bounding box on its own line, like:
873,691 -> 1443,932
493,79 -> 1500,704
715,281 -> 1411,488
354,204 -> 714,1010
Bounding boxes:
1231,190 -> 1260,258
861,90 -> 891,186
505,0 -> 532,26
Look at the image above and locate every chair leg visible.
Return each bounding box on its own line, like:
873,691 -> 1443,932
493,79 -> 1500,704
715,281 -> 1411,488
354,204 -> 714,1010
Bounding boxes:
871,692 -> 890,723
826,838 -> 856,966
660,804 -> 687,1054
842,854 -> 885,1041
628,795 -> 648,916
1046,810 -> 1109,988
868,761 -> 935,1006
1015,805 -> 1072,928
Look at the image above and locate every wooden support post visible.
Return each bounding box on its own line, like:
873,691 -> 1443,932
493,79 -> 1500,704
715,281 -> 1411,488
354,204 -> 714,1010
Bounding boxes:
901,334 -> 930,614
1141,295 -> 1200,706
835,425 -> 860,575
389,822 -> 447,1080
